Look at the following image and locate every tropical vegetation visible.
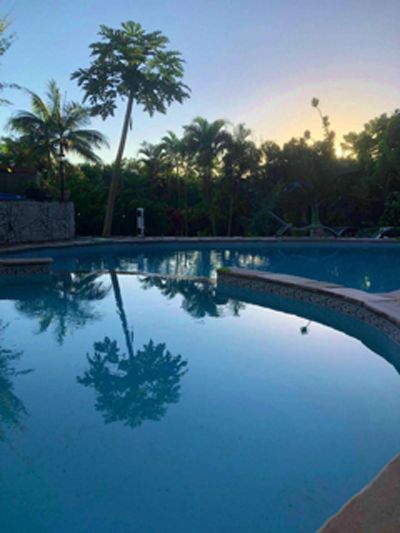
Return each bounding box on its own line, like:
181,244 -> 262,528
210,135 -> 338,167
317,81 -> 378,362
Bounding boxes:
0,18 -> 399,236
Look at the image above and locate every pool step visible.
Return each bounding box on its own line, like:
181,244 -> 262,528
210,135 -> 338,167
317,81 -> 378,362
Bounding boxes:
0,257 -> 53,275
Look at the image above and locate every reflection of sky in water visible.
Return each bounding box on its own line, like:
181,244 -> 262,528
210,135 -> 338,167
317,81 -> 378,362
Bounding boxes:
0,273 -> 400,533
9,242 -> 400,292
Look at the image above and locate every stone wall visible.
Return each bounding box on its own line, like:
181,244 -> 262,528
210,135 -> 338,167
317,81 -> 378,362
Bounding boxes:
0,201 -> 75,244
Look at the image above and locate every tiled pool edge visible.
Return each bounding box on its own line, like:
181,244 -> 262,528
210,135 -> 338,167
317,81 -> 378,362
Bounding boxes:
217,267 -> 400,532
217,268 -> 400,344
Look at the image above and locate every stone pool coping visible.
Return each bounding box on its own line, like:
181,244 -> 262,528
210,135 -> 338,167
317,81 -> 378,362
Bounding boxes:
217,267 -> 400,531
217,267 -> 400,343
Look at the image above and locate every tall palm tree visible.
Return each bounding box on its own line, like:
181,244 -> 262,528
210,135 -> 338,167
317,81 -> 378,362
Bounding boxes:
161,131 -> 191,234
138,141 -> 168,190
8,80 -> 108,199
184,117 -> 227,235
222,124 -> 259,236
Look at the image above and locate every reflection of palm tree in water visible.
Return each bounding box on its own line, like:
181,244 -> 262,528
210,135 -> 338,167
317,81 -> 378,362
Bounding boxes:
0,322 -> 29,441
15,273 -> 110,344
78,336 -> 187,427
78,272 -> 188,428
140,275 -> 244,319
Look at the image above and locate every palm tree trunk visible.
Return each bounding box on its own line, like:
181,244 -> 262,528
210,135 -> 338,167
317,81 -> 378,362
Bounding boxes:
227,196 -> 234,236
311,202 -> 320,226
203,171 -> 217,236
110,271 -> 134,358
183,172 -> 189,236
102,93 -> 134,237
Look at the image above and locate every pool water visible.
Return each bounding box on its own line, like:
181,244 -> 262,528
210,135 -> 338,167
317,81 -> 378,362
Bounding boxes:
10,241 -> 400,292
1,272 -> 400,532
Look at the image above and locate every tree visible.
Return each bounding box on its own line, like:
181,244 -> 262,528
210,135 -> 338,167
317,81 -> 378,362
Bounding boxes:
72,21 -> 190,236
8,81 -> 108,199
342,110 -> 400,223
184,117 -> 227,234
0,16 -> 14,106
138,141 -> 168,191
0,16 -> 12,58
161,131 -> 194,235
221,124 -> 259,235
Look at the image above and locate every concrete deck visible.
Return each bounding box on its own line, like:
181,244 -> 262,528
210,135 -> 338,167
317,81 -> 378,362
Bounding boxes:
318,454 -> 400,532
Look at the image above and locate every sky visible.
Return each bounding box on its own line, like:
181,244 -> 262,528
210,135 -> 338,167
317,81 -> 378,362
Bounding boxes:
0,0 -> 399,162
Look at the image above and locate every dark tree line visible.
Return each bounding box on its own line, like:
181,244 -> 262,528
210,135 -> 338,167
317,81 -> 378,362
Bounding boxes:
0,18 -> 399,236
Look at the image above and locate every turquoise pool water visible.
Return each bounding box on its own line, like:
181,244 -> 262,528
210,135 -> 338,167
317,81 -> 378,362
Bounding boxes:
7,241 -> 400,292
1,268 -> 400,532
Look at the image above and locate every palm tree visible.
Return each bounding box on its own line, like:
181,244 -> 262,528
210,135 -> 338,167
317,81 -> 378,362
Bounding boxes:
138,141 -> 168,189
8,80 -> 108,200
161,131 -> 191,234
184,117 -> 227,235
222,124 -> 259,236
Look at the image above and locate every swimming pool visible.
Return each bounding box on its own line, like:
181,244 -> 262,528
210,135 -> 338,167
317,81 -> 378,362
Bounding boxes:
1,242 -> 400,532
6,240 -> 400,292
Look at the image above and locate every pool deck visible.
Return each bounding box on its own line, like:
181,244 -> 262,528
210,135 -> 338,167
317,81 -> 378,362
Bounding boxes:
318,454 -> 400,532
2,236 -> 400,531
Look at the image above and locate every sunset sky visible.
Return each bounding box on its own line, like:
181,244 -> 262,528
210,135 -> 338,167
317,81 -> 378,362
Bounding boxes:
0,0 -> 399,161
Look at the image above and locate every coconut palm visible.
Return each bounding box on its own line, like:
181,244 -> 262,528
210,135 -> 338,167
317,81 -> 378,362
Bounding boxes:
138,141 -> 168,188
8,80 -> 108,199
222,124 -> 259,236
161,131 -> 191,234
184,117 -> 227,234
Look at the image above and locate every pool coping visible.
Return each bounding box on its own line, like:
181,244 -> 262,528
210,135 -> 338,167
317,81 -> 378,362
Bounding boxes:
217,267 -> 400,343
216,267 -> 400,531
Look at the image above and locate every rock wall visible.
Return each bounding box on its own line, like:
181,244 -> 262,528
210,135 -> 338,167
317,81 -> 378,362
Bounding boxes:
0,201 -> 75,244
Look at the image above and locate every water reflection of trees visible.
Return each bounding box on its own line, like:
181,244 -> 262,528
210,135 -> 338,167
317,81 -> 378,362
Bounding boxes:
78,272 -> 188,428
139,275 -> 244,319
15,273 -> 110,344
0,322 -> 28,441
73,245 -> 400,293
77,337 -> 188,428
